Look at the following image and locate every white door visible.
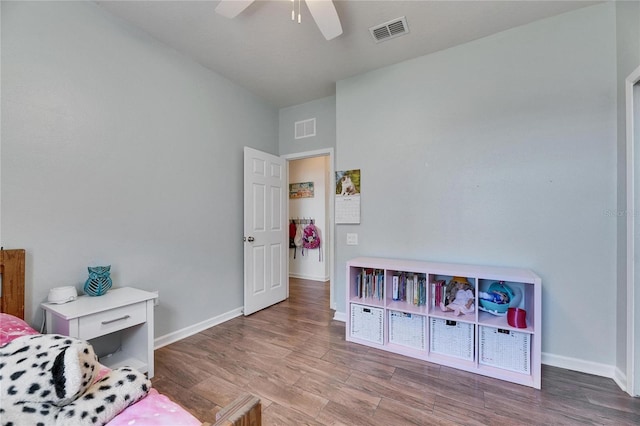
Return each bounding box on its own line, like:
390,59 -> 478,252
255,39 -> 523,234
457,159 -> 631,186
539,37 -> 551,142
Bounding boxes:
243,147 -> 287,315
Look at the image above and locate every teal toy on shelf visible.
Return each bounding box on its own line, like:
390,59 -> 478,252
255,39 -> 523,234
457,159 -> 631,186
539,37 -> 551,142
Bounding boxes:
478,281 -> 514,316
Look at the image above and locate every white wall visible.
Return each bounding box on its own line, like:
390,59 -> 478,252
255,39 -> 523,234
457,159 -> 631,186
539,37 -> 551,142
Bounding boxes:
288,156 -> 329,281
1,1 -> 278,336
615,0 -> 640,390
336,3 -> 618,369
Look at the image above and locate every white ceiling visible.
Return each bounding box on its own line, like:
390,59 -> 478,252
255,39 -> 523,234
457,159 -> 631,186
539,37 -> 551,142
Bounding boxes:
96,0 -> 599,108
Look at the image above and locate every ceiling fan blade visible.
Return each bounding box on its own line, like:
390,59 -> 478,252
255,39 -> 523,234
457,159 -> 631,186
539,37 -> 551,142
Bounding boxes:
306,0 -> 343,41
215,0 -> 255,19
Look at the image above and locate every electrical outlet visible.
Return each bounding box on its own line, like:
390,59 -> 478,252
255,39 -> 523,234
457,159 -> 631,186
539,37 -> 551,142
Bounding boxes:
346,233 -> 358,245
152,290 -> 159,306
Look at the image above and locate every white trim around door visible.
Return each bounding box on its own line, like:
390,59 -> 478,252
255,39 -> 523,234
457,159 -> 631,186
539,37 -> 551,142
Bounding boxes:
283,148 -> 336,310
626,65 -> 640,397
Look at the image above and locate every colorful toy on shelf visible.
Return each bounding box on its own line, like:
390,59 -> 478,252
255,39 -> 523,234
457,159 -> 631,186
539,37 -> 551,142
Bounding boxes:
440,276 -> 475,316
479,281 -> 514,315
508,307 -> 528,328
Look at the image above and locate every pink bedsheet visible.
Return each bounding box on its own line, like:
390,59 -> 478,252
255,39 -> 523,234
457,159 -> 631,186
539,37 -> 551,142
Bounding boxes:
0,312 -> 39,345
0,313 -> 201,426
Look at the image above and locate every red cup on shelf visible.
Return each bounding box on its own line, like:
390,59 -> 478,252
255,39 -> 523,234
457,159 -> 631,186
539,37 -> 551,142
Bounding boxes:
507,308 -> 527,328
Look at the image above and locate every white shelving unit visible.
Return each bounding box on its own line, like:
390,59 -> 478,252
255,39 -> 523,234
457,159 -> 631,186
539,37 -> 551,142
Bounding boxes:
41,287 -> 156,378
346,257 -> 542,388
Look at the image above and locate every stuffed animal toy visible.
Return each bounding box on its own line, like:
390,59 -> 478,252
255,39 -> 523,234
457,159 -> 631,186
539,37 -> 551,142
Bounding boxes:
440,276 -> 475,316
0,333 -> 150,426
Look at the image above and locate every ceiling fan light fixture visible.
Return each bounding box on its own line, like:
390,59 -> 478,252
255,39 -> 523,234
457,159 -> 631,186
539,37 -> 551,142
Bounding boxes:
291,0 -> 301,23
305,0 -> 342,40
217,0 -> 342,40
214,0 -> 254,19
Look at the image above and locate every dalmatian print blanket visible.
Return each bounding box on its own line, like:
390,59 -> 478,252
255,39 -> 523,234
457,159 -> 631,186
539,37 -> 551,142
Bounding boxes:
0,333 -> 150,426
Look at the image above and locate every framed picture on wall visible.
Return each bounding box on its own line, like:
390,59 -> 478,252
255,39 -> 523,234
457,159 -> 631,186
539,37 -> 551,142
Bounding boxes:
289,182 -> 314,199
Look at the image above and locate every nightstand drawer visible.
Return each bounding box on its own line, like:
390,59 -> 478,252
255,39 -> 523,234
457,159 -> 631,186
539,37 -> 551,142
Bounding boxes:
78,302 -> 146,340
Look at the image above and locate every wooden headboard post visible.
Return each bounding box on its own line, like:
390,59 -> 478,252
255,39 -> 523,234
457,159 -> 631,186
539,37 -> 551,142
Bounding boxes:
0,249 -> 26,319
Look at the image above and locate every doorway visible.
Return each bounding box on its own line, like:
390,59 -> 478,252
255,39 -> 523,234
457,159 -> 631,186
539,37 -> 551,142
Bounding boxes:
283,149 -> 335,311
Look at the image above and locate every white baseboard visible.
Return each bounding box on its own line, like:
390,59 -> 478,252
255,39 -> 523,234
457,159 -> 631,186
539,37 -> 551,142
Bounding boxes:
333,311 -> 346,322
289,272 -> 329,282
541,352 -> 618,380
613,366 -> 628,393
154,307 -> 243,350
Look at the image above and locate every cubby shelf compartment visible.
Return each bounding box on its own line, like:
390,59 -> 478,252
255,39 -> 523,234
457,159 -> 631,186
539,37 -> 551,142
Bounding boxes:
345,257 -> 542,389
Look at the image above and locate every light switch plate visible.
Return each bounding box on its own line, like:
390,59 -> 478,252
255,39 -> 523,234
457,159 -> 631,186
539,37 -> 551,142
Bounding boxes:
346,233 -> 358,245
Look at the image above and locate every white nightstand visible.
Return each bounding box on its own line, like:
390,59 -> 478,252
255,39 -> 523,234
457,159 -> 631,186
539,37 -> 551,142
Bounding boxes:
41,287 -> 157,378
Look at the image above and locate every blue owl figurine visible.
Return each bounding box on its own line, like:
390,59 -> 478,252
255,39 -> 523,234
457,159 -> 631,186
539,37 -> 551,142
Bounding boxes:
84,265 -> 113,296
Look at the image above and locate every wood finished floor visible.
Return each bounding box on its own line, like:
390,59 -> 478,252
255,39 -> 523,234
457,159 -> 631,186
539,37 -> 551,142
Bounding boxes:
151,278 -> 640,425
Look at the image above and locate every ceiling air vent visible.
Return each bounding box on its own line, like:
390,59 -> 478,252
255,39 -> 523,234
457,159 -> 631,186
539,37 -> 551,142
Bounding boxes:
369,16 -> 409,43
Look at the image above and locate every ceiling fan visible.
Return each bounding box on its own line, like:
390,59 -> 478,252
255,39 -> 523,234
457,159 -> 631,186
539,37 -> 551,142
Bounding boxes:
215,0 -> 343,41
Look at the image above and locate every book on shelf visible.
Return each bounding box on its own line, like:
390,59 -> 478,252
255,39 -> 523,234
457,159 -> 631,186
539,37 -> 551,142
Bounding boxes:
431,279 -> 445,307
356,268 -> 384,300
392,275 -> 399,300
391,273 -> 428,306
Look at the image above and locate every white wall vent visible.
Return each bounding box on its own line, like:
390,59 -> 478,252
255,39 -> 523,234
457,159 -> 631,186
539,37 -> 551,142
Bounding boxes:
294,118 -> 316,139
369,16 -> 409,43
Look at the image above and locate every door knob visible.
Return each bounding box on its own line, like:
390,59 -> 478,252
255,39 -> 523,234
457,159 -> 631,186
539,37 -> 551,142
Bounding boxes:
247,236 -> 255,242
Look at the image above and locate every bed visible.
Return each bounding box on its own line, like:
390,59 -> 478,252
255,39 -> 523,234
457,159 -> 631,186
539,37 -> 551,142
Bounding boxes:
0,248 -> 261,426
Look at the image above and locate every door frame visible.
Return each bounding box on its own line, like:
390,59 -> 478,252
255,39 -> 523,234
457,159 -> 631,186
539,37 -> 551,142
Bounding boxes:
282,148 -> 336,310
626,65 -> 640,396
